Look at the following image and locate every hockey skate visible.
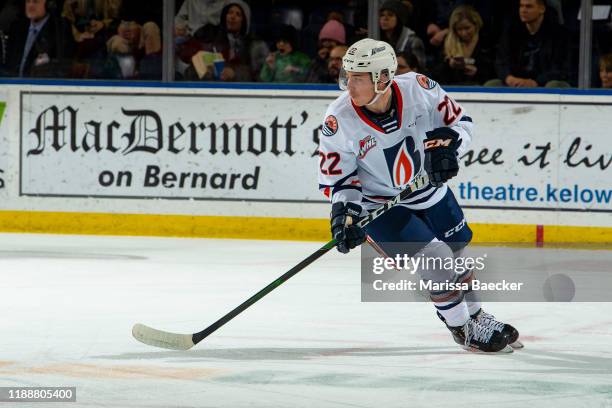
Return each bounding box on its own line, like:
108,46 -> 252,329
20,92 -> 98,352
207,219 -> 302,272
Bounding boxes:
438,312 -> 513,353
471,309 -> 523,349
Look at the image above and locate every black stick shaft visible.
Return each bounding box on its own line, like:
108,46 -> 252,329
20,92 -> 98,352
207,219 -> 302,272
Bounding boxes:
191,175 -> 430,345
192,240 -> 336,344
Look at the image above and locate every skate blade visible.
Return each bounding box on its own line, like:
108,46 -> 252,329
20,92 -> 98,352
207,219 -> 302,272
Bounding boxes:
510,340 -> 524,349
462,344 -> 514,354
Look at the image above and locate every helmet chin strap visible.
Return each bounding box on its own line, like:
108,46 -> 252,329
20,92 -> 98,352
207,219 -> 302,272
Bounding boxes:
365,93 -> 383,106
365,81 -> 392,106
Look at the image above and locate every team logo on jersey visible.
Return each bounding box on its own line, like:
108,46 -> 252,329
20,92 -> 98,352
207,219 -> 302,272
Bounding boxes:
358,135 -> 377,159
416,74 -> 437,90
383,137 -> 421,188
322,115 -> 338,136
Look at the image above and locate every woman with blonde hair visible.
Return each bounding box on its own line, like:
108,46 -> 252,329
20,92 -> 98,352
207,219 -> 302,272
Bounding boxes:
432,5 -> 494,85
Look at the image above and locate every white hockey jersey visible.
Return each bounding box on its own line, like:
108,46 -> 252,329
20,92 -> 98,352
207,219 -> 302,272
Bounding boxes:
318,72 -> 474,211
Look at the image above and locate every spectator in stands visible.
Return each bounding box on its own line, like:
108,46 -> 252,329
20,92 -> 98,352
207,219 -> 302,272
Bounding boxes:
174,19 -> 199,79
318,20 -> 346,61
301,9 -> 359,59
600,53 -> 612,88
184,1 -> 268,82
61,0 -> 122,78
260,24 -> 310,83
217,0 -> 267,81
306,44 -> 347,83
490,0 -> 571,88
6,0 -> 74,77
62,0 -> 121,43
424,0 -> 548,49
173,0 -> 219,78
137,21 -> 162,79
324,9 -> 362,48
104,24 -> 138,78
175,0 -> 226,36
426,0 -> 455,48
402,0 -> 435,47
379,0 -> 426,70
326,45 -> 347,83
101,17 -> 161,80
396,50 -> 420,75
306,20 -> 346,84
431,5 -> 494,85
116,19 -> 140,48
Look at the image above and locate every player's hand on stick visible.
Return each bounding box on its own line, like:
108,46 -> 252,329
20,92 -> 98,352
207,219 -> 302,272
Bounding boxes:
330,202 -> 366,254
423,127 -> 462,187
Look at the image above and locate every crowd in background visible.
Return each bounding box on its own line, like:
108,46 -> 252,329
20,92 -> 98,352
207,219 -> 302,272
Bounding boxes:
0,0 -> 162,79
0,0 -> 611,87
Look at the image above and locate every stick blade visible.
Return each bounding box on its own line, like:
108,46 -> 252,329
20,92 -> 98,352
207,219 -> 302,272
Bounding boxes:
132,323 -> 195,351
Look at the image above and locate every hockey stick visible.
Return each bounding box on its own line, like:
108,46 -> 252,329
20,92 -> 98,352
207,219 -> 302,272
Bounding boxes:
132,174 -> 430,350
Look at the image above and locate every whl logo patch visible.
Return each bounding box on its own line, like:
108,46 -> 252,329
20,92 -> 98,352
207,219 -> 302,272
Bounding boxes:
383,137 -> 421,188
358,135 -> 376,159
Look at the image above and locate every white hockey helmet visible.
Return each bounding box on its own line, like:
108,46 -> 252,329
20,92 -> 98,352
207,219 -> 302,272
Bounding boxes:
339,38 -> 397,94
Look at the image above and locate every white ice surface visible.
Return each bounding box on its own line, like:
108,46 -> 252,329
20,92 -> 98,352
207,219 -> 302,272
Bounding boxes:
0,233 -> 611,408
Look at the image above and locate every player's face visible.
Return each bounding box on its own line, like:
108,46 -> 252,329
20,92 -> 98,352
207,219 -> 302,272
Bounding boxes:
455,19 -> 477,43
346,72 -> 375,106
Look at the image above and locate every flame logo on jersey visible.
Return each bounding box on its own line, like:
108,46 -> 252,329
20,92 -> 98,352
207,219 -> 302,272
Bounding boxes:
394,148 -> 413,186
383,137 -> 421,188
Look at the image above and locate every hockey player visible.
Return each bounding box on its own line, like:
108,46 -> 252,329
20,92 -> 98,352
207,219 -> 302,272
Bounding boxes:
318,38 -> 521,353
